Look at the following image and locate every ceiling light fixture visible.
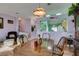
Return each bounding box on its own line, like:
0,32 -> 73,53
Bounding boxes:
33,3 -> 46,17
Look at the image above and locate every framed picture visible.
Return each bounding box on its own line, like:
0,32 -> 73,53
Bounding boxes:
8,20 -> 13,24
0,17 -> 3,28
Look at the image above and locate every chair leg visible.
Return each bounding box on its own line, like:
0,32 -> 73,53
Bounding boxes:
13,38 -> 17,45
74,48 -> 77,56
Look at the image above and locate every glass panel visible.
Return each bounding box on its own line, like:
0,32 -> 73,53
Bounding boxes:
40,20 -> 47,31
40,17 -> 67,32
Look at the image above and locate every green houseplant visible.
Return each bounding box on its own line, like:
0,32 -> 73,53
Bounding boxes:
68,3 -> 79,38
68,3 -> 79,16
68,3 -> 79,28
68,3 -> 79,56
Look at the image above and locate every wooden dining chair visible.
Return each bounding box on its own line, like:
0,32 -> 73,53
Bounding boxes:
6,31 -> 18,45
52,37 -> 67,56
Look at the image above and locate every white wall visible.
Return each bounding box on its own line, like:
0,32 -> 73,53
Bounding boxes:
0,14 -> 18,41
25,18 -> 31,33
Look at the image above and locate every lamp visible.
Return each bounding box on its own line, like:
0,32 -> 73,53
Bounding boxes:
33,3 -> 46,17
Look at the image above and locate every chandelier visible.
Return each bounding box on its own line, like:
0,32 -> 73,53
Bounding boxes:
33,4 -> 46,17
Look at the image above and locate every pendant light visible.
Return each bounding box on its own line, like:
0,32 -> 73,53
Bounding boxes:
33,3 -> 46,17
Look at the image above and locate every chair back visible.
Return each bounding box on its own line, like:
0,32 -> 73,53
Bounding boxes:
42,33 -> 50,40
56,37 -> 67,55
6,31 -> 17,39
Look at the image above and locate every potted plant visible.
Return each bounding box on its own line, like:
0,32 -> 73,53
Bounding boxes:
68,3 -> 79,56
68,3 -> 79,37
68,3 -> 79,16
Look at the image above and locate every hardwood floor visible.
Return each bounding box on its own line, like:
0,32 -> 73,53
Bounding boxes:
0,39 -> 74,56
13,40 -> 74,56
13,40 -> 52,56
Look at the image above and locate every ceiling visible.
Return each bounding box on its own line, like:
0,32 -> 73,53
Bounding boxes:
0,3 -> 72,18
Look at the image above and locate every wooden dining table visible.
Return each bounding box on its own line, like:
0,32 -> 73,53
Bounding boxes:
13,38 -> 53,56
